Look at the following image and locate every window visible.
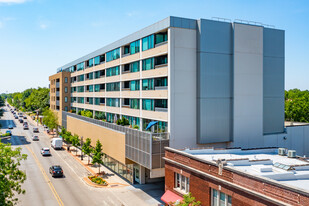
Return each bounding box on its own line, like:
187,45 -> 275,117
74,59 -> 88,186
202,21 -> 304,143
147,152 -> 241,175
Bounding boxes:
106,48 -> 120,62
87,97 -> 94,105
106,98 -> 120,107
64,87 -> 68,93
106,82 -> 120,91
142,34 -> 154,51
123,61 -> 140,73
77,97 -> 84,104
71,97 -> 76,103
211,189 -> 232,206
64,77 -> 68,83
94,84 -> 104,92
88,85 -> 93,92
130,80 -> 140,91
122,115 -> 140,127
155,77 -> 168,87
64,97 -> 68,103
71,87 -> 76,93
155,32 -> 168,45
155,99 -> 167,109
78,75 -> 84,82
77,86 -> 84,93
77,62 -> 84,71
94,55 -> 105,65
174,172 -> 189,194
130,99 -> 140,109
106,66 -> 120,77
95,98 -> 104,105
65,106 -> 68,111
142,79 -> 154,90
130,40 -> 140,54
86,72 -> 94,80
69,66 -> 76,73
124,45 -> 130,55
142,58 -> 154,70
123,98 -> 130,106
155,55 -> 167,66
87,58 -> 93,67
142,99 -> 154,111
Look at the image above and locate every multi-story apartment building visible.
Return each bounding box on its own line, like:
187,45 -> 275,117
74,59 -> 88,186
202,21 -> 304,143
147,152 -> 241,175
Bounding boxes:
49,16 -> 285,184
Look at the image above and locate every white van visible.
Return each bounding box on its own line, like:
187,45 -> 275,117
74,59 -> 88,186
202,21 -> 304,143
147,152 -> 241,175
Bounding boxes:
51,138 -> 63,150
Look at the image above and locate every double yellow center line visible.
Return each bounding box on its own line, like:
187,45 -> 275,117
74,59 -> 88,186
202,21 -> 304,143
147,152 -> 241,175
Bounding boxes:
25,145 -> 64,206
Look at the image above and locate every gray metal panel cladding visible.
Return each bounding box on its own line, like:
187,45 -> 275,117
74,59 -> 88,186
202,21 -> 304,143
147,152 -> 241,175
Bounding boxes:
197,19 -> 233,144
263,28 -> 285,134
58,16 -> 196,71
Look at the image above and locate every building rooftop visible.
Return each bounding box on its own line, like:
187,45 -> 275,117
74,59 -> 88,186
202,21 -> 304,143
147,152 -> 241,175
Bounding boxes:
183,147 -> 309,192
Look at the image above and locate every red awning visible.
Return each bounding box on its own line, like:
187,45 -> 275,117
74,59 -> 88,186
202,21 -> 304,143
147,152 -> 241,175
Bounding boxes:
161,190 -> 183,204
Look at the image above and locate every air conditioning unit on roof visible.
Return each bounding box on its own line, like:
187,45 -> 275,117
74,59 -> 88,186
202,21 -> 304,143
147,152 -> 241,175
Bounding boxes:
278,148 -> 286,156
288,150 -> 296,158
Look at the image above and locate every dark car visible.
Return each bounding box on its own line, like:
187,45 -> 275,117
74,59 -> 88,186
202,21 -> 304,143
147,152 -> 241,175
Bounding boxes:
14,115 -> 18,119
19,119 -> 24,123
23,116 -> 27,119
49,165 -> 63,177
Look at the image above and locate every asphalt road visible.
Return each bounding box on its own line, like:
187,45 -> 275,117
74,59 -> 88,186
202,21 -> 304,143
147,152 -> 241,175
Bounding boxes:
0,107 -> 162,206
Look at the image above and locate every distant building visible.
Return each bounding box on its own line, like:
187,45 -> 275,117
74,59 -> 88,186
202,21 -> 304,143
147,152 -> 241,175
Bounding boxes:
163,147 -> 309,205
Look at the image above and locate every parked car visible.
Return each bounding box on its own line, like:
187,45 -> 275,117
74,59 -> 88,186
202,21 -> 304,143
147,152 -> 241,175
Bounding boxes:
8,125 -> 13,129
41,148 -> 51,156
32,135 -> 39,141
46,129 -> 50,134
33,127 -> 39,133
19,119 -> 24,123
23,124 -> 29,130
49,165 -> 63,177
23,116 -> 27,119
5,130 -> 12,136
51,138 -> 63,150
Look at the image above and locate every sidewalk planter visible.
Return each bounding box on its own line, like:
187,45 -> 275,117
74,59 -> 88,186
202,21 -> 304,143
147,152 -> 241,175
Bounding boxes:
88,176 -> 108,186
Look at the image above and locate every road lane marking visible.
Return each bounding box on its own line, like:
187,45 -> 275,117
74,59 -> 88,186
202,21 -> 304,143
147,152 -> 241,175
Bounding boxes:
25,145 -> 64,206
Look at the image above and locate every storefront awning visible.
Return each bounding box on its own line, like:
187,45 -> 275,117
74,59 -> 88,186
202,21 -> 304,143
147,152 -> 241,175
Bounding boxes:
161,190 -> 183,204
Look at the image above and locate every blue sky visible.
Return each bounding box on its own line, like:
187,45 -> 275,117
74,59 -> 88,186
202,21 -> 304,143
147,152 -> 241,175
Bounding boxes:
0,0 -> 308,93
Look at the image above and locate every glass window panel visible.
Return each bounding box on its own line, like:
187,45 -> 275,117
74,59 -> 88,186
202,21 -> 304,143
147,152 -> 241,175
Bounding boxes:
228,196 -> 232,206
212,189 -> 218,206
94,56 -> 100,66
142,58 -> 154,71
219,193 -> 225,206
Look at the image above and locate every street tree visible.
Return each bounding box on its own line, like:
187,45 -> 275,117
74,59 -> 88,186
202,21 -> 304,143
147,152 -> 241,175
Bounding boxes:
71,134 -> 80,155
92,140 -> 103,175
0,143 -> 27,206
42,109 -> 58,136
170,192 -> 201,206
82,138 -> 92,165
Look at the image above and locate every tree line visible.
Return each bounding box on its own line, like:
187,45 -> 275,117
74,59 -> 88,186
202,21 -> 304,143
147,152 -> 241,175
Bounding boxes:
285,89 -> 309,122
2,87 -> 49,112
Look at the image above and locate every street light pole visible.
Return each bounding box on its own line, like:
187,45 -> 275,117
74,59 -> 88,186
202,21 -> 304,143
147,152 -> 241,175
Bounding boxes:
81,136 -> 83,160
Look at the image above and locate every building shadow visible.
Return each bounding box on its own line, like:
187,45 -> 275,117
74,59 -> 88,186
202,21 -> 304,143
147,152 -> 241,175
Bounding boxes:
0,119 -> 16,129
1,135 -> 31,145
132,181 -> 165,204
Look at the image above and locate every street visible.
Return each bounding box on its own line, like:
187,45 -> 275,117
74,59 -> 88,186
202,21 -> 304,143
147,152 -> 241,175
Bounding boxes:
0,107 -> 163,206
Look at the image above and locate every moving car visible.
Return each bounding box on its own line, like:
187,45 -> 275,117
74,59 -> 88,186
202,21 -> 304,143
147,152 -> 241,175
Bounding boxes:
32,135 -> 39,141
23,121 -> 28,126
51,138 -> 63,150
14,115 -> 18,119
5,130 -> 11,136
33,127 -> 39,133
40,148 -> 51,156
8,125 -> 13,129
23,116 -> 27,119
23,124 -> 29,130
49,165 -> 63,177
19,119 -> 24,123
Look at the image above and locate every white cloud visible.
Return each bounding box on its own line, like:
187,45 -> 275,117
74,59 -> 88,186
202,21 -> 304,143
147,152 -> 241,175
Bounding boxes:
39,23 -> 47,29
0,0 -> 27,3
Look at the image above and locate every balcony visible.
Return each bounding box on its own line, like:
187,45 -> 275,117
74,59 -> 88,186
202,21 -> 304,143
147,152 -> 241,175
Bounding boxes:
141,66 -> 168,79
141,110 -> 168,121
56,82 -> 60,88
56,100 -> 60,106
141,43 -> 168,59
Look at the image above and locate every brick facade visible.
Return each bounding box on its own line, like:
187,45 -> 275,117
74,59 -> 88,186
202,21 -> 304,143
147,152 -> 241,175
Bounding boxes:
164,149 -> 309,206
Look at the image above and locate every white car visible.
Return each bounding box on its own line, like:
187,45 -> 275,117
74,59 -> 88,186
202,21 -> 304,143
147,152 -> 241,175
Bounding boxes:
41,148 -> 51,156
8,125 -> 13,129
32,135 -> 39,141
33,127 -> 39,133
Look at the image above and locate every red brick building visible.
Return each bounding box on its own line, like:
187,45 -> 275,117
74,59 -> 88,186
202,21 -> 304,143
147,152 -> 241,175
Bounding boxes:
162,147 -> 309,206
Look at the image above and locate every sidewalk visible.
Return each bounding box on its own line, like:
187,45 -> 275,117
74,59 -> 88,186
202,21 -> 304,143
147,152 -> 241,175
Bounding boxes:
64,144 -> 130,188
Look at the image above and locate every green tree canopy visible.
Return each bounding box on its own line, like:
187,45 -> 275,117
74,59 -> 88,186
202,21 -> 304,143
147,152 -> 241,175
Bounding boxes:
0,143 -> 27,206
92,140 -> 103,175
82,138 -> 92,165
42,109 -> 58,135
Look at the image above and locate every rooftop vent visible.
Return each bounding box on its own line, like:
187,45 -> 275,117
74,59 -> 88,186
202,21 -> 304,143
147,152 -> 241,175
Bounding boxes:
288,150 -> 296,158
278,148 -> 287,156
